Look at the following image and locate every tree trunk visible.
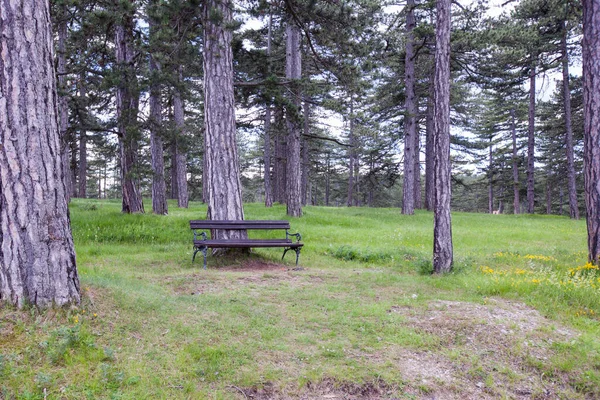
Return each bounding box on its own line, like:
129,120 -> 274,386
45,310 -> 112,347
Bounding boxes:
527,63 -> 536,214
402,0 -> 417,215
546,172 -> 552,214
347,99 -> 356,207
432,0 -> 453,273
583,0 -> 600,264
56,3 -> 72,202
0,0 -> 80,308
285,20 -> 302,217
264,11 -> 274,208
115,2 -> 144,214
78,74 -> 87,199
170,141 -> 178,200
425,65 -> 435,212
203,0 -> 246,242
414,126 -> 422,209
325,153 -> 331,206
511,108 -> 519,214
274,106 -> 286,204
562,23 -> 579,220
173,67 -> 189,209
149,54 -> 168,215
489,140 -> 494,213
264,105 -> 274,207
302,99 -> 310,206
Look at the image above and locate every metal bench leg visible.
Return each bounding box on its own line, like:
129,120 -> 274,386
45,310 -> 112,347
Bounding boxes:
282,248 -> 301,265
282,248 -> 291,261
201,247 -> 208,269
193,246 -> 208,269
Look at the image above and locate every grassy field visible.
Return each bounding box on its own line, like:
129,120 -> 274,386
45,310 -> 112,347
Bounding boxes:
1,199 -> 600,399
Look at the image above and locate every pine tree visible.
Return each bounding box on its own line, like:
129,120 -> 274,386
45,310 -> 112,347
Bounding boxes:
0,0 -> 80,308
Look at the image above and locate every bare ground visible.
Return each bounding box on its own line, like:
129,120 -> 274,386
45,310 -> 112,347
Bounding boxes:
186,261 -> 585,400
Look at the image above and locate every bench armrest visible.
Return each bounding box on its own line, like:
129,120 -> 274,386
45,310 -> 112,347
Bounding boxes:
286,230 -> 302,242
193,230 -> 208,241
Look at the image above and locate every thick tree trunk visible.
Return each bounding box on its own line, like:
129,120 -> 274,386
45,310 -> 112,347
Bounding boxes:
0,0 -> 80,308
583,0 -> 600,264
285,20 -> 302,217
425,65 -> 435,212
562,24 -> 579,220
149,55 -> 168,215
302,99 -> 310,206
402,0 -> 417,215
510,109 -> 519,214
203,0 -> 246,242
432,0 -> 453,273
173,68 -> 189,209
115,2 -> 144,214
527,64 -> 536,214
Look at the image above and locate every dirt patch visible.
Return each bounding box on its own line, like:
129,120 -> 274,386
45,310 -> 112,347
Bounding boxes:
385,299 -> 581,399
166,261 -> 315,296
238,379 -> 392,400
220,260 -> 292,272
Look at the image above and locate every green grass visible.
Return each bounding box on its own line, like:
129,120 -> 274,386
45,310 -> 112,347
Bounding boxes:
1,199 -> 599,399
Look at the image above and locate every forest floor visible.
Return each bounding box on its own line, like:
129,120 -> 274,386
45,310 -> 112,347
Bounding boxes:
1,200 -> 600,399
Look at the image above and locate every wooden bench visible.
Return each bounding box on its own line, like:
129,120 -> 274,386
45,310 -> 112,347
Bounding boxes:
190,220 -> 303,269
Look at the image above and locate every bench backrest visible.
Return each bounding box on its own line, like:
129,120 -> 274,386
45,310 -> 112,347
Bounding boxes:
190,220 -> 291,230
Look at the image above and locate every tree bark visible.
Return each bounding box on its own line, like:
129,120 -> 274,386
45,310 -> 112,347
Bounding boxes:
425,64 -> 435,212
432,0 -> 453,273
78,74 -> 88,199
285,20 -> 302,217
509,108 -> 519,214
402,0 -> 417,215
583,0 -> 600,263
527,63 -> 536,214
173,68 -> 189,208
347,99 -> 356,207
302,99 -> 310,206
115,1 -> 144,213
414,126 -> 422,209
0,0 -> 80,307
149,54 -> 168,215
562,23 -> 579,220
264,11 -> 274,208
489,140 -> 494,214
325,153 -> 331,206
273,107 -> 286,204
264,105 -> 274,207
56,2 -> 72,203
203,0 -> 246,241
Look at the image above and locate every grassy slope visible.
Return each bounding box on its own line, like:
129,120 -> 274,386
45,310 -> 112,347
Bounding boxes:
1,199 -> 599,399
